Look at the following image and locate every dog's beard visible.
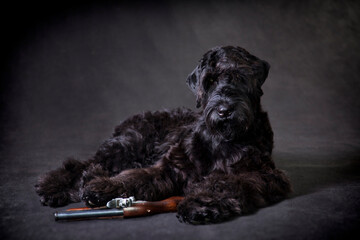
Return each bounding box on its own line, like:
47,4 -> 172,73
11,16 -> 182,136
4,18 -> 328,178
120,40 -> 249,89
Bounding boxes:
204,105 -> 252,141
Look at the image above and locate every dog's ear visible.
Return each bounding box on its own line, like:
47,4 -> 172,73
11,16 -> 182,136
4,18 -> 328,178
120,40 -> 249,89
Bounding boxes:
186,66 -> 199,94
255,60 -> 270,86
186,66 -> 202,108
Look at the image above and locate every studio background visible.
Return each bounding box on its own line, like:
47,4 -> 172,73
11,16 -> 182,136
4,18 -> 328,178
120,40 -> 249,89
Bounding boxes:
1,0 -> 359,239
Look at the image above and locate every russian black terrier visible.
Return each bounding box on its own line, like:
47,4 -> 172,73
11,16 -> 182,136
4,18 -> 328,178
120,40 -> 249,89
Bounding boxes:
35,46 -> 291,224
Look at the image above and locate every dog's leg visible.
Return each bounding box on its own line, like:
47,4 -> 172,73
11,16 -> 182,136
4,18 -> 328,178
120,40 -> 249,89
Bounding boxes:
176,169 -> 291,224
35,158 -> 88,207
81,164 -> 181,207
79,131 -> 163,206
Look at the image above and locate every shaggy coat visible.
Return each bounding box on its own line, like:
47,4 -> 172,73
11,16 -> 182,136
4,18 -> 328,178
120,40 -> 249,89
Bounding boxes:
35,46 -> 291,224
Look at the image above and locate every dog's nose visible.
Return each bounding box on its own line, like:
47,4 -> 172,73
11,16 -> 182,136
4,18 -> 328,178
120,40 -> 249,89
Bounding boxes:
217,104 -> 232,118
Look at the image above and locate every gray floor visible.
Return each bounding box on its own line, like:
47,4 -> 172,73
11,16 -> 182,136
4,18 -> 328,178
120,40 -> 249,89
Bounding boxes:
1,1 -> 359,239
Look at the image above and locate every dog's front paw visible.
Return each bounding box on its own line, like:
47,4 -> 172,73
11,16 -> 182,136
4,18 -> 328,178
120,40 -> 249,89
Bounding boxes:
82,177 -> 125,207
176,196 -> 222,224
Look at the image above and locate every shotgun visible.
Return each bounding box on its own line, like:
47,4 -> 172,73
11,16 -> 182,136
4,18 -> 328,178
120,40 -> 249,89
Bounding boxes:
54,196 -> 184,221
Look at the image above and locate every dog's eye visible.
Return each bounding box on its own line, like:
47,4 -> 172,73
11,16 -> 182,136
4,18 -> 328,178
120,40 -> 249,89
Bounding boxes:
208,78 -> 217,86
208,78 -> 215,86
204,78 -> 217,91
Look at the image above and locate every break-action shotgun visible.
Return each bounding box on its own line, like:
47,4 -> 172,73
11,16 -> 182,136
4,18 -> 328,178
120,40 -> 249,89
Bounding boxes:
54,196 -> 184,221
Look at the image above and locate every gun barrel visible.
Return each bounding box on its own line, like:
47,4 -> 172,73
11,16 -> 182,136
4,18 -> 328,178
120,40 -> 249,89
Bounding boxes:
54,208 -> 124,221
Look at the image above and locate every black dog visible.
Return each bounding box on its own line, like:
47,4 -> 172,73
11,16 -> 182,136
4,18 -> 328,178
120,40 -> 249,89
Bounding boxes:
35,46 -> 291,224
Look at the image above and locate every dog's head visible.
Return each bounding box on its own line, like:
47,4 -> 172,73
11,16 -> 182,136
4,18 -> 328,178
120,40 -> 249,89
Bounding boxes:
187,46 -> 270,139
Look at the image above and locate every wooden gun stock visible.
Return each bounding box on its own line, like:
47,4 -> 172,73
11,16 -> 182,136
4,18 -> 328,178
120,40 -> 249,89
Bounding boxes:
54,196 -> 184,221
122,196 -> 184,218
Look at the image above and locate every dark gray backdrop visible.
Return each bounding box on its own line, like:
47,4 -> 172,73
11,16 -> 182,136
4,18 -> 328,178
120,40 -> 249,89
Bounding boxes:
1,0 -> 359,239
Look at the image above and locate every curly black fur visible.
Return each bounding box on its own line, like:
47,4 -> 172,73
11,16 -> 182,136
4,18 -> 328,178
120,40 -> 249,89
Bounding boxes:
35,46 -> 291,224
